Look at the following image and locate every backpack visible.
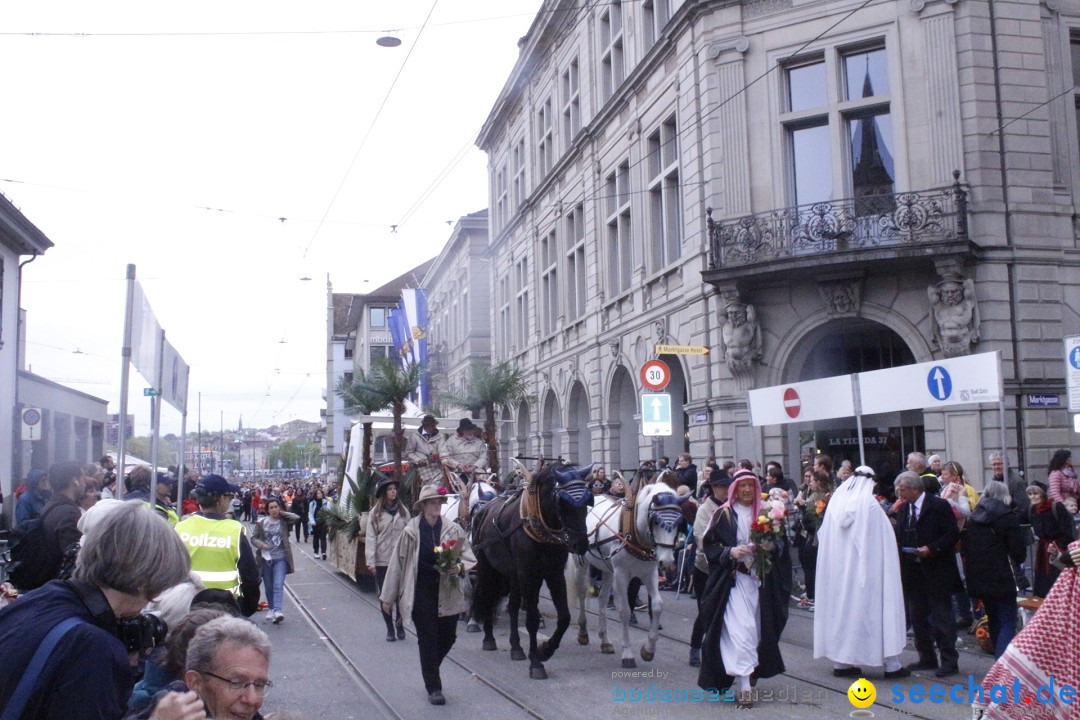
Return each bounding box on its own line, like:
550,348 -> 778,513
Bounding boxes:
7,504 -> 64,591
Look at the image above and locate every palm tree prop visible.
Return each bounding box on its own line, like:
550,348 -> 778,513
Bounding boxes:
334,371 -> 383,470
440,361 -> 528,478
350,356 -> 423,494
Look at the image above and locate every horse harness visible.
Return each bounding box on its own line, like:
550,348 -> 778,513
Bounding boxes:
589,489 -> 682,562
520,481 -> 571,546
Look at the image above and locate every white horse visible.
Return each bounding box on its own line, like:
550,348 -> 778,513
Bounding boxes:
568,482 -> 687,668
439,475 -> 501,633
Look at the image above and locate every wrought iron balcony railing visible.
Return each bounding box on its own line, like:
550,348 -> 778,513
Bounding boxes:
707,173 -> 968,270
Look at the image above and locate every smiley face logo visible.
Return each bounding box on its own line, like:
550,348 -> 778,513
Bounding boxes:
848,678 -> 876,708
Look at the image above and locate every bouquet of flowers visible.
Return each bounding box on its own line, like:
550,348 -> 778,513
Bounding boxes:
433,539 -> 463,589
750,494 -> 788,580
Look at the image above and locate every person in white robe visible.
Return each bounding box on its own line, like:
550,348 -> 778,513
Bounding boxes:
698,469 -> 789,709
813,465 -> 909,678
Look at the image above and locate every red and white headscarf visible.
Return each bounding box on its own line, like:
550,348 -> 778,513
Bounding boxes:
981,539 -> 1080,720
720,468 -> 763,519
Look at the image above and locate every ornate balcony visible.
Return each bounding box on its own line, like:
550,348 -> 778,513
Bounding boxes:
705,173 -> 972,284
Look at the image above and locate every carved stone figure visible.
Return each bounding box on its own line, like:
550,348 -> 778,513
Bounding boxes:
928,275 -> 980,357
820,281 -> 861,317
720,302 -> 763,373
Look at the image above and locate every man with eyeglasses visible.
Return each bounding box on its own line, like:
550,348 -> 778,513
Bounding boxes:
131,616 -> 271,720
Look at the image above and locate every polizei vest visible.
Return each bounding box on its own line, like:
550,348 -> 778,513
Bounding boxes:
175,514 -> 243,595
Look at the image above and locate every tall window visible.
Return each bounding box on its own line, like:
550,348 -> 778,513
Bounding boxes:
540,231 -> 559,335
369,307 -> 386,328
647,114 -> 680,271
600,1 -> 624,102
561,59 -> 580,152
495,164 -> 509,231
498,274 -> 511,350
781,44 -> 894,213
1072,36 -> 1080,163
369,345 -> 388,365
514,258 -> 529,348
642,0 -> 671,49
565,203 -> 587,321
512,139 -> 526,212
537,97 -> 553,178
606,161 -> 633,295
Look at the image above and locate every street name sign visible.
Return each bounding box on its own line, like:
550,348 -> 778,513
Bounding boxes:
1026,394 -> 1061,408
748,375 -> 855,426
858,351 -> 1001,415
641,393 -> 672,436
143,387 -> 158,397
641,360 -> 671,391
654,344 -> 710,355
1066,336 -> 1080,412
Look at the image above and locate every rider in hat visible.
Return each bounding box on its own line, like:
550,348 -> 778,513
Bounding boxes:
406,415 -> 449,488
442,418 -> 489,489
367,476 -> 411,641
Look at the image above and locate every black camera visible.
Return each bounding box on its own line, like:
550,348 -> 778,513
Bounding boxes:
115,613 -> 168,653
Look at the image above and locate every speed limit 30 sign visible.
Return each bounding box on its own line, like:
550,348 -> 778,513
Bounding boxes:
641,360 -> 671,391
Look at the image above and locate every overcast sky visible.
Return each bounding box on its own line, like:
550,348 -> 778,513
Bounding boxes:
1,0 -> 541,437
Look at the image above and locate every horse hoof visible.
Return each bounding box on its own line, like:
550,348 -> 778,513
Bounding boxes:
577,633 -> 589,646
601,643 -> 615,654
640,646 -> 654,662
466,622 -> 481,633
510,648 -> 527,661
621,658 -> 637,669
529,665 -> 548,680
482,639 -> 497,651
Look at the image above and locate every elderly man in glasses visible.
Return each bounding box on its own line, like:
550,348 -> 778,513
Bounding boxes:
133,615 -> 272,720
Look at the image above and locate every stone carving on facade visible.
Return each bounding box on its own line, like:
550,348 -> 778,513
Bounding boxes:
819,280 -> 862,317
743,0 -> 793,20
719,299 -> 763,376
910,0 -> 959,13
928,274 -> 980,357
707,36 -> 750,61
655,318 -> 667,344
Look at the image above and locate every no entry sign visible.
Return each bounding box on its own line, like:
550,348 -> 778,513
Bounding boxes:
641,360 -> 671,391
748,374 -> 856,426
783,388 -> 801,418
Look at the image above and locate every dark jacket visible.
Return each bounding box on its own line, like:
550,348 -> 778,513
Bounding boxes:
0,580 -> 132,719
697,506 -> 790,692
39,495 -> 83,581
962,498 -> 1026,598
896,493 -> 963,593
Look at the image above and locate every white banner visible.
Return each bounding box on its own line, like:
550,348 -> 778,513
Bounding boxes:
161,339 -> 189,414
748,374 -> 856,426
858,351 -> 1002,415
130,282 -> 162,383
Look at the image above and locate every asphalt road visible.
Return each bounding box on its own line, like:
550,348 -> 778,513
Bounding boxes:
255,541 -> 998,720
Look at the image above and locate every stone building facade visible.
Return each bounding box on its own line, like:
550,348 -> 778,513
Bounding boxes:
477,0 -> 1080,483
423,210 -> 493,399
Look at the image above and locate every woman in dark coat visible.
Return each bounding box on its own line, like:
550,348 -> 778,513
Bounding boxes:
1026,483 -> 1075,598
961,481 -> 1026,658
697,470 -> 790,708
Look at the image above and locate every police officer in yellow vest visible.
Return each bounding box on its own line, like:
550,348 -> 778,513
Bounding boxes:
174,474 -> 261,617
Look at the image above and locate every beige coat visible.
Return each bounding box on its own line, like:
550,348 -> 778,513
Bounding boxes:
405,430 -> 449,486
251,511 -> 301,574
365,503 -> 411,568
442,435 -> 489,474
379,516 -> 476,629
693,496 -> 722,573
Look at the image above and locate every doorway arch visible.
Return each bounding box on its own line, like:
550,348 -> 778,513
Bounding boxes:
608,365 -> 639,475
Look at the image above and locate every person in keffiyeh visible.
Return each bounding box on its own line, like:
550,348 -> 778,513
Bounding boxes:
974,539 -> 1080,720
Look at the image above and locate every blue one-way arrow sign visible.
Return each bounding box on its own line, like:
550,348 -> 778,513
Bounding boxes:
641,393 -> 672,436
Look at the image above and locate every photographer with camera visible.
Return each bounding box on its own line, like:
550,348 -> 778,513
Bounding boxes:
0,502 -> 192,719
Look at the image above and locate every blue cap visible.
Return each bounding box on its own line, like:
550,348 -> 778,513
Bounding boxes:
197,474 -> 241,495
